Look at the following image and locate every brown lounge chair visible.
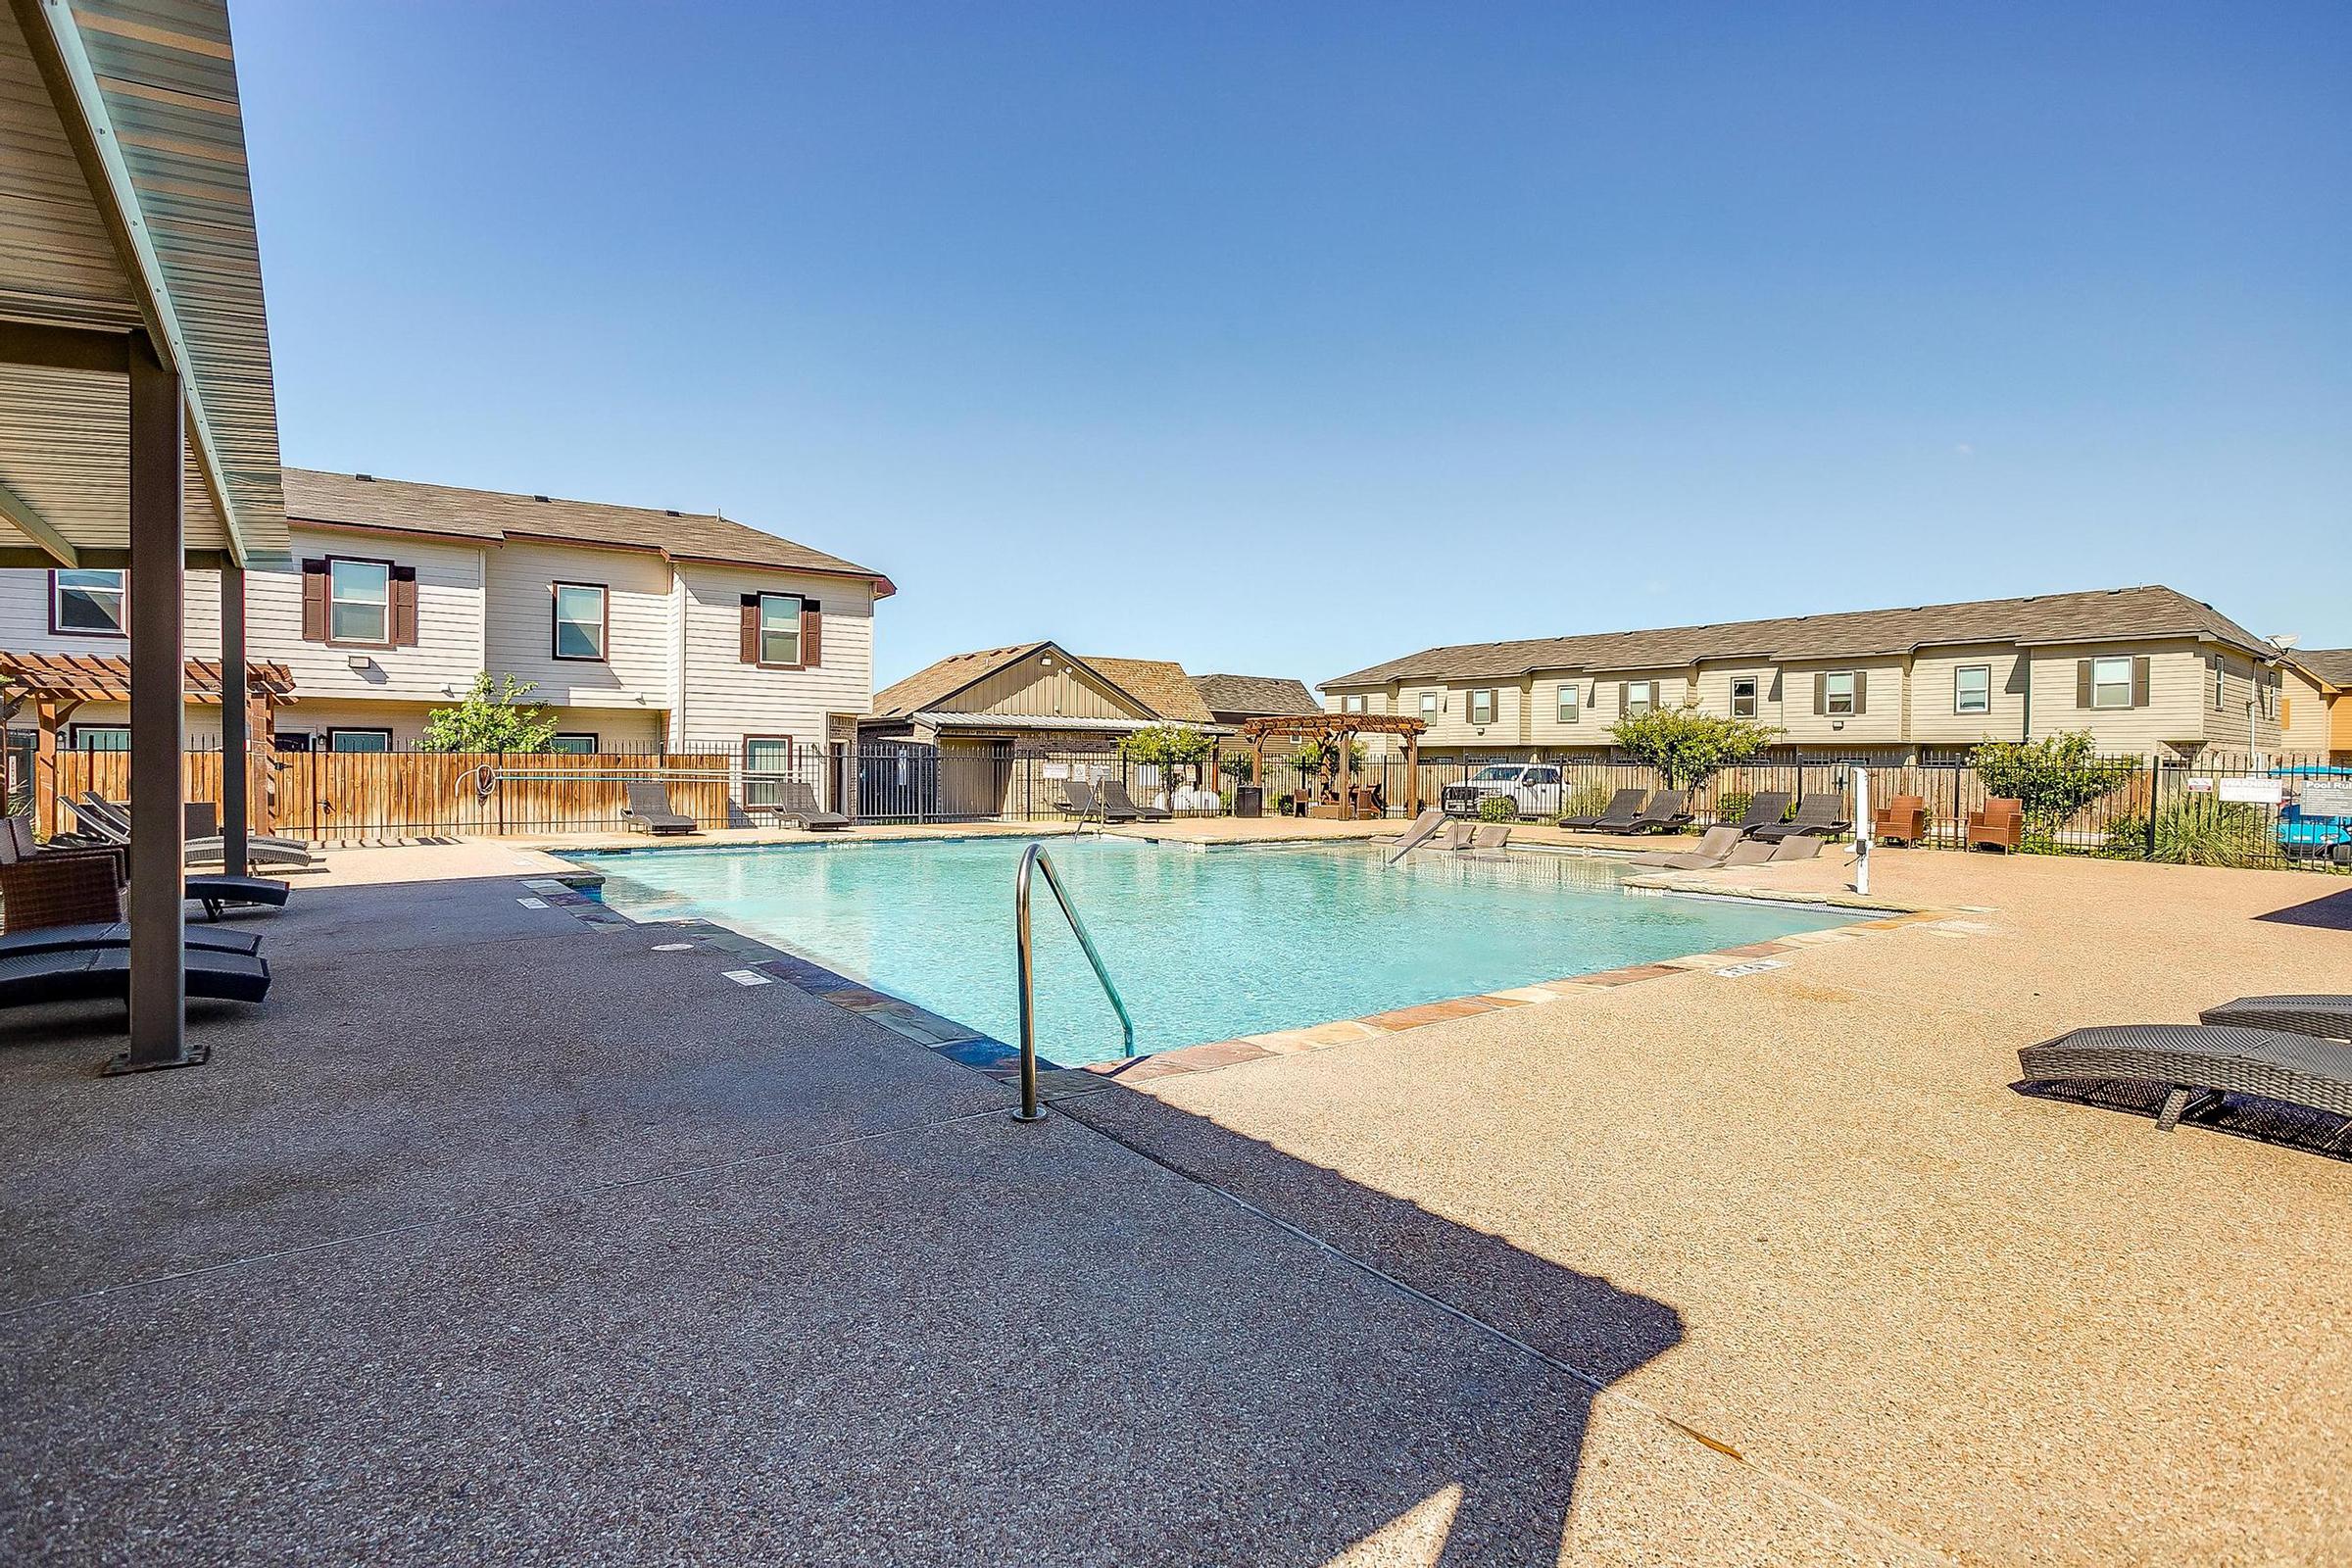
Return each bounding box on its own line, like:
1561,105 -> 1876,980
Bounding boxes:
1749,793 -> 1850,844
769,780 -> 850,831
1626,824 -> 1741,869
1721,836 -> 1824,868
2200,996 -> 2352,1042
622,781 -> 699,836
1724,791 -> 1792,836
2018,1024 -> 2352,1151
1385,807 -> 1448,863
1098,780 -> 1171,822
1466,823 -> 1511,852
1561,789 -> 1647,832
1620,789 -> 1691,835
1060,780 -> 1137,823
1968,797 -> 2024,852
1873,794 -> 1927,846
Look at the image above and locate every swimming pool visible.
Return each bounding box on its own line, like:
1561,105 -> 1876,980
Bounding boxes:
573,836 -> 1863,1066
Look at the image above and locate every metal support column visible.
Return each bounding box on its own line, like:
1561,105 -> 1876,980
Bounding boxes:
219,564 -> 248,877
113,330 -> 198,1074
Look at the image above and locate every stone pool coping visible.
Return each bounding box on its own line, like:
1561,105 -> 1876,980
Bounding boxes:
535,850 -> 1956,1094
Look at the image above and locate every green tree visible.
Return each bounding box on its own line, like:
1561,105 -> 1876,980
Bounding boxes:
1607,703 -> 1779,790
417,672 -> 562,754
1971,732 -> 2134,841
1116,724 -> 1215,800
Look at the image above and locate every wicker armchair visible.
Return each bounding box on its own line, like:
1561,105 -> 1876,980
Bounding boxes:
0,853 -> 122,932
2,814 -> 127,884
1873,794 -> 1928,846
1968,797 -> 2025,852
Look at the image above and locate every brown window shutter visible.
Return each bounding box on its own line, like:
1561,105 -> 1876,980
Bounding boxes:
1617,681 -> 1628,712
390,565 -> 418,647
1852,671 -> 1867,715
739,595 -> 760,663
2076,660 -> 2093,708
1813,671 -> 1827,715
800,600 -> 821,667
2131,655 -> 2151,708
300,560 -> 328,641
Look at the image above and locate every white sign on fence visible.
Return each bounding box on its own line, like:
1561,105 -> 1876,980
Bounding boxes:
2217,777 -> 2282,806
2300,781 -> 2352,818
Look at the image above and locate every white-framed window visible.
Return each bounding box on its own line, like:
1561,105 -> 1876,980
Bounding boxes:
1824,671 -> 1857,715
1343,694 -> 1366,714
743,735 -> 794,808
549,733 -> 599,755
71,724 -> 131,752
1954,664 -> 1990,715
2259,673 -> 2278,718
1419,691 -> 1439,720
1730,676 -> 1758,718
329,558 -> 392,645
51,569 -> 125,636
757,593 -> 802,666
1556,682 -> 1580,723
1624,681 -> 1655,718
552,583 -> 607,661
2210,655 -> 2226,711
325,727 -> 392,754
2090,656 -> 2133,710
1468,689 -> 1496,726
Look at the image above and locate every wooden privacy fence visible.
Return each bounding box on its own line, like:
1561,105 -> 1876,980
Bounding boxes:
54,750 -> 737,840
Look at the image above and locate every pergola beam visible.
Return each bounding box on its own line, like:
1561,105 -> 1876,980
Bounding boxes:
0,474 -> 77,566
0,318 -> 128,373
11,0 -> 253,568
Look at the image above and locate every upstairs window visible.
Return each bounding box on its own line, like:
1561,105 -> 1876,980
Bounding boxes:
1468,689 -> 1496,726
1556,682 -> 1580,723
1342,694 -> 1366,714
1824,671 -> 1857,715
741,593 -> 808,667
2210,655 -> 2226,711
1419,691 -> 1439,720
1954,664 -> 1990,715
1624,680 -> 1655,718
2090,657 -> 2133,710
329,559 -> 391,645
1730,676 -> 1758,718
51,569 -> 125,636
553,583 -> 608,661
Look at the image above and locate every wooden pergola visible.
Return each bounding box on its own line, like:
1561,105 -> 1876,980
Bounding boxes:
0,652 -> 295,838
1238,712 -> 1428,819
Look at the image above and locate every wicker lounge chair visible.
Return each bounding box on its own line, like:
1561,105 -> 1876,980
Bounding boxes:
1061,780 -> 1136,823
1873,794 -> 1928,846
622,781 -> 699,836
2018,1023 -> 2352,1147
769,780 -> 850,831
1749,793 -> 1850,844
2200,996 -> 2352,1042
1099,780 -> 1171,822
1627,824 -> 1741,869
0,945 -> 271,1012
1725,791 -> 1791,837
1968,797 -> 2024,852
1769,835 -> 1823,861
75,795 -> 314,870
1722,840 -> 1778,868
182,801 -> 313,856
1561,789 -> 1648,832
1621,789 -> 1691,835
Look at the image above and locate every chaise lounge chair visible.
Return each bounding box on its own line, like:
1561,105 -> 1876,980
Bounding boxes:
1620,789 -> 1692,835
182,801 -> 314,858
2200,996 -> 2352,1042
2018,1023 -> 2352,1149
1719,835 -> 1824,869
0,921 -> 262,959
622,781 -> 700,836
0,945 -> 271,1011
769,780 -> 851,831
1466,822 -> 1511,853
1099,780 -> 1172,822
75,796 -> 315,871
1723,791 -> 1792,837
1627,824 -> 1742,869
1060,780 -> 1137,823
1384,807 -> 1447,863
1560,789 -> 1648,832
1749,793 -> 1851,844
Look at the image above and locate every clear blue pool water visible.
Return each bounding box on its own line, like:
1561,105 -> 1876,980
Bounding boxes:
572,837 -> 1862,1065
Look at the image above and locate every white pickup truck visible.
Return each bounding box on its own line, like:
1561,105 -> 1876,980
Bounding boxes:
1441,763 -> 1565,819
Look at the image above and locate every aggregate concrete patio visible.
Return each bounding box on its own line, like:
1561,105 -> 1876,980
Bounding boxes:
2,835 -> 2345,1565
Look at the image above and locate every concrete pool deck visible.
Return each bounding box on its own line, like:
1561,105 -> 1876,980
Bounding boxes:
2,834 -> 2345,1564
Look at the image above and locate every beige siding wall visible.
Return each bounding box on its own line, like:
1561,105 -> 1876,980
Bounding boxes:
1687,662 -> 1788,734
2279,665 -> 2332,756
1775,658 -> 1908,747
1525,672 -> 1607,749
671,564 -> 874,750
483,539 -> 673,712
1908,646 -> 2029,748
945,656 -> 1147,719
1390,678 -> 1526,751
256,528 -> 491,707
2022,644 -> 2207,759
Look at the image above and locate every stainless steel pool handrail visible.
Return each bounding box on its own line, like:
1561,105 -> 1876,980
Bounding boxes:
1013,843 -> 1136,1121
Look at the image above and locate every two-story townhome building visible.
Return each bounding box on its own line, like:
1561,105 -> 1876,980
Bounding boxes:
1,469 -> 893,765
1323,585 -> 2306,764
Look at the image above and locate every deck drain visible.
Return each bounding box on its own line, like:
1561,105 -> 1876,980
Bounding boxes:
1712,957 -> 1787,978
515,897 -> 549,909
653,943 -> 695,952
721,969 -> 771,986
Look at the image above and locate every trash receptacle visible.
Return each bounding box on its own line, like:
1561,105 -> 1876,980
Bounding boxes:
1234,785 -> 1264,819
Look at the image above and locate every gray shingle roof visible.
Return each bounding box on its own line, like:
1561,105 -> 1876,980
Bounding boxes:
1323,585 -> 2277,688
2296,649 -> 2352,688
279,469 -> 892,592
1192,673 -> 1320,716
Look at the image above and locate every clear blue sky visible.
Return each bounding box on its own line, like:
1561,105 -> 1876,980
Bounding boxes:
233,2 -> 2351,688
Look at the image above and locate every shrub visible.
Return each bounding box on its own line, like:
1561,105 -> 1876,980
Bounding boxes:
418,672 -> 558,753
1554,782 -> 1613,826
1972,732 -> 2134,842
2104,798 -> 2273,867
1477,795 -> 1518,823
1716,790 -> 1752,826
1609,705 -> 1780,790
